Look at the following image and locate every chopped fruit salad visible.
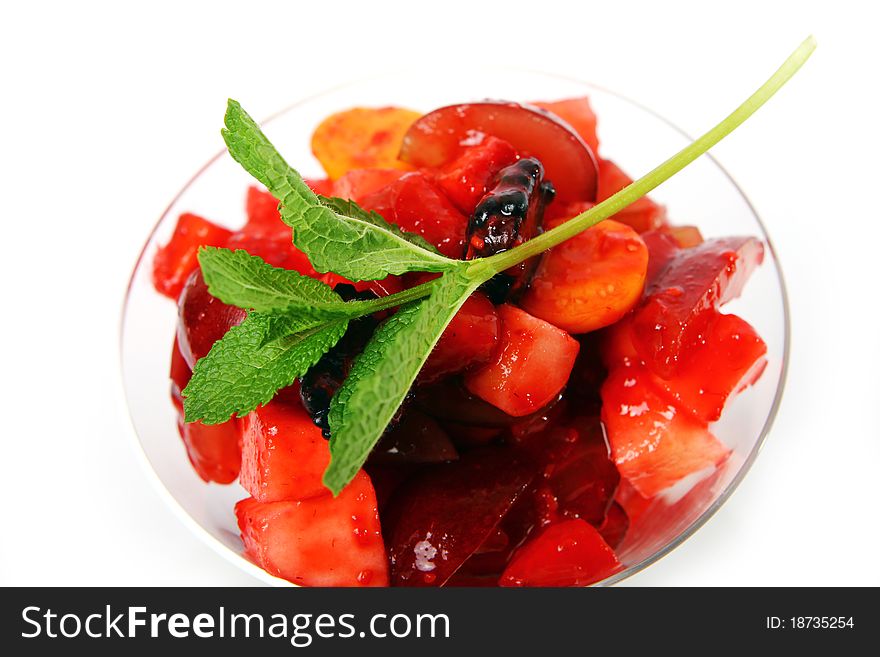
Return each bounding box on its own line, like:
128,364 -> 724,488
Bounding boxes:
148,38 -> 813,586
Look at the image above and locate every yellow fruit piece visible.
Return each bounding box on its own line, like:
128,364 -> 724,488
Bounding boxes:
311,107 -> 421,180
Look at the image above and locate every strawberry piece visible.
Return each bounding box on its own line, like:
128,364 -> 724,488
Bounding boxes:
152,213 -> 232,300
499,519 -> 620,587
400,101 -> 598,203
360,172 -> 469,258
242,183 -> 329,237
631,236 -> 764,378
242,187 -> 286,239
170,337 -> 241,483
384,448 -> 535,586
225,232 -> 321,274
304,177 -> 335,196
176,417 -> 241,484
520,219 -> 648,333
433,136 -> 518,214
464,305 -> 580,417
176,269 -> 247,369
596,159 -> 667,233
602,312 -> 767,422
331,168 -> 407,202
601,362 -> 730,498
235,470 -> 388,587
532,97 -> 600,155
419,292 -> 500,384
651,313 -> 767,422
240,400 -> 331,503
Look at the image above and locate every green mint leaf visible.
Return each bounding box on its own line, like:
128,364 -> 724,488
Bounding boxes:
323,272 -> 479,495
198,247 -> 343,314
182,312 -> 348,425
317,195 -> 442,255
222,100 -> 456,280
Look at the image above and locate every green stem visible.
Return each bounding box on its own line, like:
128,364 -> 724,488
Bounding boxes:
478,35 -> 816,275
335,275 -> 444,315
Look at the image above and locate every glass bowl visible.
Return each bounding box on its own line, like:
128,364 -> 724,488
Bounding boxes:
120,70 -> 789,587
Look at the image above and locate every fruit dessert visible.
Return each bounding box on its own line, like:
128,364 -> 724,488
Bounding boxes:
149,39 -> 811,586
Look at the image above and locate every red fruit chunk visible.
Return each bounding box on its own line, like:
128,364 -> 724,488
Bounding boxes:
304,177 -> 335,196
603,312 -> 767,422
360,172 -> 469,258
465,305 -> 579,417
331,168 -> 407,202
176,417 -> 241,484
235,470 -> 388,587
240,400 -> 331,503
653,313 -> 767,422
433,136 -> 518,214
632,236 -> 764,378
225,232 -> 320,274
599,315 -> 638,368
520,219 -> 648,333
177,269 -> 247,369
532,97 -> 600,155
546,420 -> 620,526
601,362 -> 730,498
153,213 -> 232,300
243,187 -> 285,239
596,159 -> 667,233
500,519 -> 620,587
400,101 -> 598,203
169,336 -> 240,483
385,448 -> 535,586
420,292 -> 499,383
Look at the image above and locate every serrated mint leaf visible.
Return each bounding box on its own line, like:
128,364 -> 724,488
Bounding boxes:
317,195 -> 442,255
198,247 -> 343,314
183,312 -> 348,425
222,100 -> 457,281
323,272 -> 479,495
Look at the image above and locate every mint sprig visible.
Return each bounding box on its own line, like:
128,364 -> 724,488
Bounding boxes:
184,36 -> 815,493
222,100 -> 459,281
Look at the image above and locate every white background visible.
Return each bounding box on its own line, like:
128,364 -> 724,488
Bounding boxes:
1,0 -> 877,586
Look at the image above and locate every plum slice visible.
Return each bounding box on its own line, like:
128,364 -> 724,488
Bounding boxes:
399,101 -> 598,203
177,268 -> 247,369
384,447 -> 536,586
